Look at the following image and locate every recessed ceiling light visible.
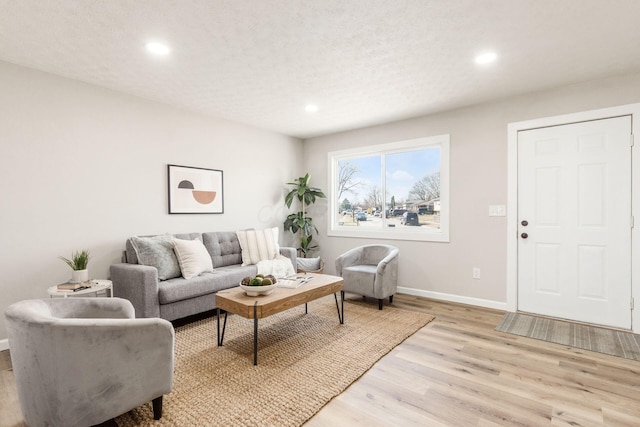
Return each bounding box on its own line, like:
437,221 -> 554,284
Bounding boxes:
146,42 -> 170,56
305,104 -> 319,113
475,51 -> 497,65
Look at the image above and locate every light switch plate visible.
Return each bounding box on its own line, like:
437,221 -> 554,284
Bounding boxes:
489,205 -> 506,217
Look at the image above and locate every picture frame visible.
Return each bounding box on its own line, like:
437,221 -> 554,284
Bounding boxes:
167,164 -> 224,214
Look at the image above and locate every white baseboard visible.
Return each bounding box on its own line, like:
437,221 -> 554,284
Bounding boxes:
397,286 -> 510,312
0,339 -> 8,352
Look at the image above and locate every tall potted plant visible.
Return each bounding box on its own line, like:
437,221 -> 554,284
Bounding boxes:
284,173 -> 326,258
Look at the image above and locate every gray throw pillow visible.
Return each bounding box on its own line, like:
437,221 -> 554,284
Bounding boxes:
130,235 -> 181,281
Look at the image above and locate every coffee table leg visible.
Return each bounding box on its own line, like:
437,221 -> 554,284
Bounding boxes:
217,309 -> 228,346
305,303 -> 308,314
253,302 -> 258,366
334,292 -> 345,324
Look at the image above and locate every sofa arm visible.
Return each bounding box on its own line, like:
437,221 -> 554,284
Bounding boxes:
279,246 -> 297,271
377,248 -> 399,275
110,263 -> 161,318
375,249 -> 399,299
335,247 -> 363,276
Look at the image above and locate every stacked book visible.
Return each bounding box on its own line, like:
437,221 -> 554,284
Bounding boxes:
57,281 -> 92,291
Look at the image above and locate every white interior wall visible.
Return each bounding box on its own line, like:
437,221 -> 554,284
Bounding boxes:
303,72 -> 640,309
0,61 -> 302,343
3,59 -> 640,345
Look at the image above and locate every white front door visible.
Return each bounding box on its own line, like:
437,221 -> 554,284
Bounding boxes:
517,116 -> 632,329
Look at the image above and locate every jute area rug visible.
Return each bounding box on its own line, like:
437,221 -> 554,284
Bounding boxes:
116,296 -> 434,426
496,312 -> 640,361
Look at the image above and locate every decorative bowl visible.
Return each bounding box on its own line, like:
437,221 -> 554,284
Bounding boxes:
240,283 -> 277,296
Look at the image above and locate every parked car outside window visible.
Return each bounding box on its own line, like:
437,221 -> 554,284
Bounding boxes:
355,212 -> 367,221
401,212 -> 419,226
418,207 -> 432,215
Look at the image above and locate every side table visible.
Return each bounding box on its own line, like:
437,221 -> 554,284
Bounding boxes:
48,279 -> 113,298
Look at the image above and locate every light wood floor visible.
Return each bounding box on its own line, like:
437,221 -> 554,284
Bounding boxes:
2,295 -> 639,427
306,294 -> 640,426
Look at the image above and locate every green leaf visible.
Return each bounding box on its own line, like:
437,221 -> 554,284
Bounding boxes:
59,249 -> 90,270
285,190 -> 295,208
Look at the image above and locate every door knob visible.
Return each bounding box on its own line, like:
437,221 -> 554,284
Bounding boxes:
521,220 -> 528,226
521,233 -> 528,239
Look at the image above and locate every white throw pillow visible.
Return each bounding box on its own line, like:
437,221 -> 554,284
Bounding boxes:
236,227 -> 279,266
173,238 -> 214,280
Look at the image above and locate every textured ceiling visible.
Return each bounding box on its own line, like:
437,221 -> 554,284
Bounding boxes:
2,0 -> 640,139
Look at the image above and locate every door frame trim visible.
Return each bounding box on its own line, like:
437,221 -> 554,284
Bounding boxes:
507,103 -> 640,332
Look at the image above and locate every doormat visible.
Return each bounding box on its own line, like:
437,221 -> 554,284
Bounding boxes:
496,312 -> 640,361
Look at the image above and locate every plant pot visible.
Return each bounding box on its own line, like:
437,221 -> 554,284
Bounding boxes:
70,269 -> 89,284
296,257 -> 324,274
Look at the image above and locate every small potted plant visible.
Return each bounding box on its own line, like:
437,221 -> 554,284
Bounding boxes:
59,249 -> 91,283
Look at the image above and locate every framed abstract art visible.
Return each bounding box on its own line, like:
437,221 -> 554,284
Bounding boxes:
167,164 -> 224,214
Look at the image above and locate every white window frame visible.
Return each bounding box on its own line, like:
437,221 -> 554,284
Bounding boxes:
327,135 -> 450,242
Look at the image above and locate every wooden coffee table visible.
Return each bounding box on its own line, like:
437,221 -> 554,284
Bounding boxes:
215,273 -> 344,365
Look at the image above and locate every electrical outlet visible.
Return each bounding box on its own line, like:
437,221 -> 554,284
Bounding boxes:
472,267 -> 481,279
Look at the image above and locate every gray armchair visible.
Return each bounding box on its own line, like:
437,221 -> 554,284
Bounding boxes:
335,244 -> 399,309
4,297 -> 174,427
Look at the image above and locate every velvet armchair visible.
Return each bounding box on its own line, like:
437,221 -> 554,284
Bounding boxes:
335,244 -> 399,309
5,297 -> 174,427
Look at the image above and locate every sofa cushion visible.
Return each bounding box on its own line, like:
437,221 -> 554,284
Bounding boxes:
173,238 -> 214,279
126,232 -> 202,265
130,235 -> 181,280
342,264 -> 377,295
158,265 -> 256,304
236,227 -> 279,266
202,232 -> 242,268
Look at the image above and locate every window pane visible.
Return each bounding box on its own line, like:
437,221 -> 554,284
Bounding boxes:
385,147 -> 440,230
336,156 -> 382,229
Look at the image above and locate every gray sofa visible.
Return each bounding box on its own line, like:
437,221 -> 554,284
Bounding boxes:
110,231 -> 297,320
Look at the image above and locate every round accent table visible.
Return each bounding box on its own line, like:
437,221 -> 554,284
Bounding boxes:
48,279 -> 113,298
